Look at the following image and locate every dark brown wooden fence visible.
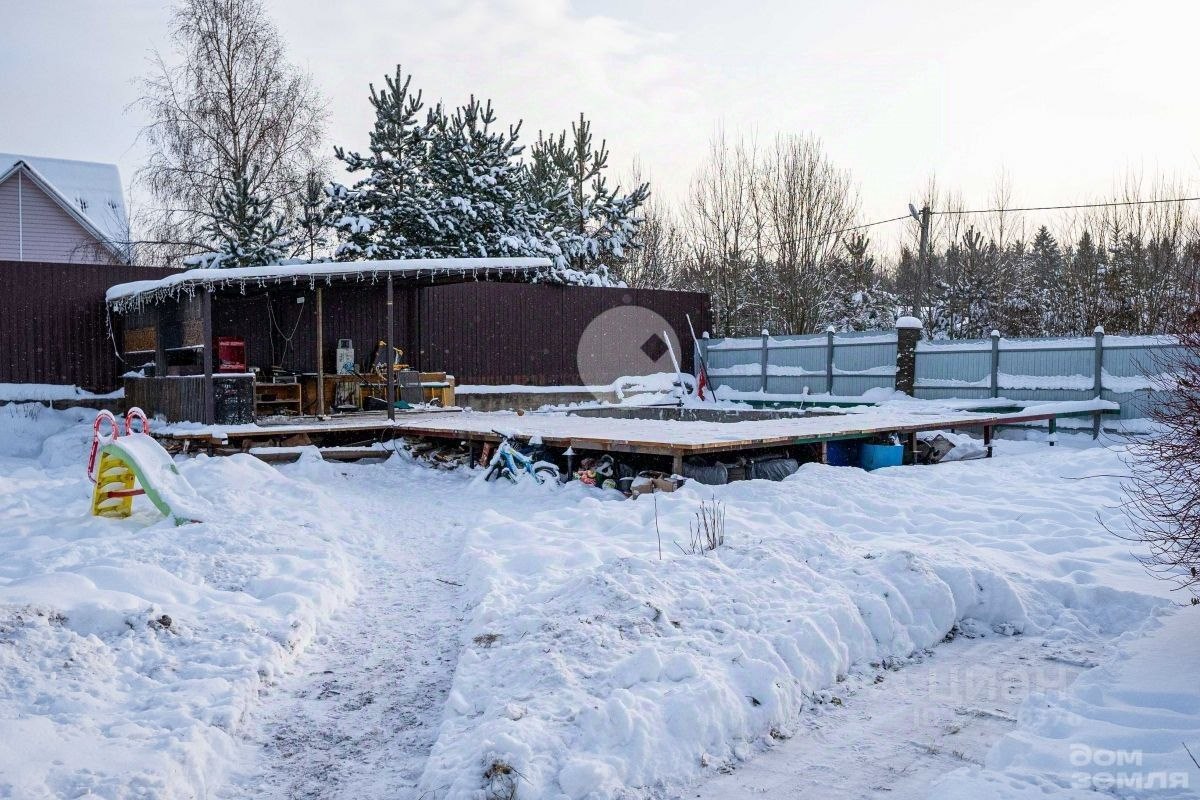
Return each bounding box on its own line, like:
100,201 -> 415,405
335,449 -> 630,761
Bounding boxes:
0,261 -> 181,392
3,261 -> 712,392
418,283 -> 712,385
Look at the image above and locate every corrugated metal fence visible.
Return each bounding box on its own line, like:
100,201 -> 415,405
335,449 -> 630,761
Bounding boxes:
701,330 -> 1181,420
0,260 -> 181,391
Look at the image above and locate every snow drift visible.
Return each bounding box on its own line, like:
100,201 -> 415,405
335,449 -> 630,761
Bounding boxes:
419,447 -> 1167,799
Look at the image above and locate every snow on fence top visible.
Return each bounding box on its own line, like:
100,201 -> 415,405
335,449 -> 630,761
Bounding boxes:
105,257 -> 554,311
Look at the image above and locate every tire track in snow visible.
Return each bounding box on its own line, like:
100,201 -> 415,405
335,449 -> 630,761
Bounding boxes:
223,463 -> 472,800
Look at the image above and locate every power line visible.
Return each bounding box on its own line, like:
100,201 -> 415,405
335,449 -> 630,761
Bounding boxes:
648,214 -> 907,273
932,196 -> 1200,216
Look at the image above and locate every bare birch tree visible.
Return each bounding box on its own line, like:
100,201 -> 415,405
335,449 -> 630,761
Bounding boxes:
136,0 -> 326,266
679,130 -> 761,336
759,134 -> 857,333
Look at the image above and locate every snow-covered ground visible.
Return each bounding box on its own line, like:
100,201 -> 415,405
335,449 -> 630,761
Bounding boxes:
0,402 -> 1196,799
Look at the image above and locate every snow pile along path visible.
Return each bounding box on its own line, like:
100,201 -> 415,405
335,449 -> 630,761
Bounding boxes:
0,404 -> 359,799
418,441 -> 1169,799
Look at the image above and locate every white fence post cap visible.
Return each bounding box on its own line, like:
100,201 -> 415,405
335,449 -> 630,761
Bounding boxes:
896,316 -> 923,329
1094,325 -> 1105,334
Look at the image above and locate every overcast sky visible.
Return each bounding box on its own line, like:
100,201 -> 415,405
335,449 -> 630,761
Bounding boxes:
4,0 -> 1199,244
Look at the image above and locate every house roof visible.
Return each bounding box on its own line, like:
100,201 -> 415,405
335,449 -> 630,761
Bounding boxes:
105,257 -> 555,310
0,153 -> 129,259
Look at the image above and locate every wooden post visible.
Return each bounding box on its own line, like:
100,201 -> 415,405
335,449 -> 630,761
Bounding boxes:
671,453 -> 684,475
1092,326 -> 1104,439
760,329 -> 770,393
153,305 -> 167,379
825,326 -> 836,394
315,287 -> 325,417
983,424 -> 993,458
1048,416 -> 1057,447
386,274 -> 395,421
990,329 -> 1001,398
201,289 -> 214,425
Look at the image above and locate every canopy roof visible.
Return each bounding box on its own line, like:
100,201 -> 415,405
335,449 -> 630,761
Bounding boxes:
106,257 -> 554,311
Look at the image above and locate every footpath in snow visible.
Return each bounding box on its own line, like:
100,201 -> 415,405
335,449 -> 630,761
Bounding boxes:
221,455 -> 472,799
679,632 -> 1092,800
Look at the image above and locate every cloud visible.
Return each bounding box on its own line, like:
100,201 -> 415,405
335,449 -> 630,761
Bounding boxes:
280,0 -> 700,190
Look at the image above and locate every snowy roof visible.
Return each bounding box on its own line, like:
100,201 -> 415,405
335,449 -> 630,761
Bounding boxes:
0,153 -> 129,256
105,257 -> 555,311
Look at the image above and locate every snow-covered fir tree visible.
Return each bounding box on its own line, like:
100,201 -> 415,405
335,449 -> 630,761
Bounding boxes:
929,227 -> 998,339
186,171 -> 290,269
329,67 -> 439,260
1066,230 -> 1106,333
424,97 -> 558,260
1026,226 -> 1066,335
529,114 -> 649,283
822,234 -> 897,331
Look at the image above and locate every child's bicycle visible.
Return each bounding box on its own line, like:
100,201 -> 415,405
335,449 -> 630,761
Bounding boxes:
481,431 -> 561,485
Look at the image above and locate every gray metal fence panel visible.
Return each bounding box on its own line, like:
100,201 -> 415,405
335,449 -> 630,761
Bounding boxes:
704,329 -> 1182,421
915,340 -> 990,392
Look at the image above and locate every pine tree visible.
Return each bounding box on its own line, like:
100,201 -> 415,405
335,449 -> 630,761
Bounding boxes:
529,113 -> 649,280
329,66 -> 438,260
187,170 -> 290,269
424,97 -> 556,259
822,233 -> 897,331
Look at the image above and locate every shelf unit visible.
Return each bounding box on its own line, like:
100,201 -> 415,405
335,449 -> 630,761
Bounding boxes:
254,382 -> 303,416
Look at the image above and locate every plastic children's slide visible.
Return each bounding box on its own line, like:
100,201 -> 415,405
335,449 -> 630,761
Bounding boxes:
90,410 -> 211,525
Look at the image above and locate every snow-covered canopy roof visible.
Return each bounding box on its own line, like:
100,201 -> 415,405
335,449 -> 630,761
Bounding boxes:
105,257 -> 555,311
0,153 -> 129,256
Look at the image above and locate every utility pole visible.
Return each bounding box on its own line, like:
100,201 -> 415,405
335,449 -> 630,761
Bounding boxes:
909,203 -> 932,322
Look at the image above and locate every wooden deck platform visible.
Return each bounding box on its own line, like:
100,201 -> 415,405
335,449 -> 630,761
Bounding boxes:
153,401 -> 1110,469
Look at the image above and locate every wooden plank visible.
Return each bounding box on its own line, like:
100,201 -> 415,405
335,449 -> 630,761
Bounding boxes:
153,408 -> 1071,463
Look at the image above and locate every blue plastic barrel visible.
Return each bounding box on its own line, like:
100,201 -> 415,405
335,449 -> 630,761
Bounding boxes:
860,443 -> 905,471
825,440 -> 861,467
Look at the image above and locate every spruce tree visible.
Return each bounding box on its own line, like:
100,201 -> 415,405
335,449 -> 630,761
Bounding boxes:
529,113 -> 649,281
1067,231 -> 1106,333
1027,226 -> 1065,335
822,233 -> 897,331
329,66 -> 438,260
293,168 -> 333,262
188,170 -> 290,269
1106,232 -> 1143,333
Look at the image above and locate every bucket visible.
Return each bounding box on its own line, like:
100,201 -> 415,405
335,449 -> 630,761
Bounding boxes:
860,443 -> 905,471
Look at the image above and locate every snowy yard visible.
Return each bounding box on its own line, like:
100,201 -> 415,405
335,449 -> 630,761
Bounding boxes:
1,402 -> 1196,799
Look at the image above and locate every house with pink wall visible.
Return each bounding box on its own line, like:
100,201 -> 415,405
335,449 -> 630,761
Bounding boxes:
0,154 -> 130,265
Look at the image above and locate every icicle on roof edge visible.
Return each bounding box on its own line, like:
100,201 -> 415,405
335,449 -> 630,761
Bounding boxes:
106,258 -> 555,312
